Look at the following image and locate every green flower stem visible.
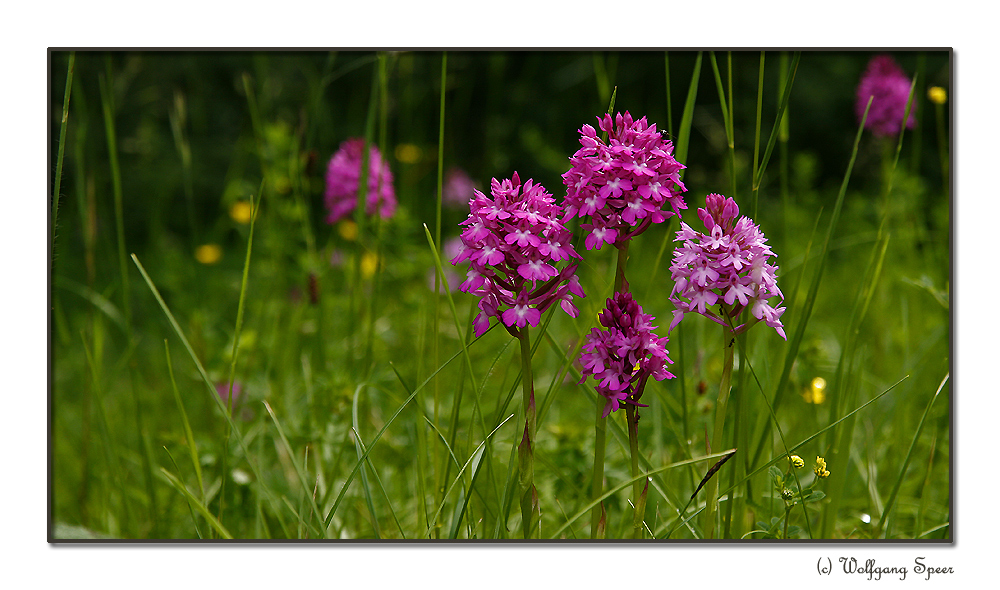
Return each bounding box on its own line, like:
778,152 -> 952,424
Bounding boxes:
589,242 -> 629,538
705,318 -> 736,539
517,325 -> 537,539
625,403 -> 645,538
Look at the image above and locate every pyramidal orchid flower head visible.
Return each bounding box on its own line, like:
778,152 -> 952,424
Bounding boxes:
450,172 -> 585,337
562,111 -> 688,250
324,138 -> 397,224
856,54 -> 917,137
668,193 -> 786,339
579,291 -> 674,418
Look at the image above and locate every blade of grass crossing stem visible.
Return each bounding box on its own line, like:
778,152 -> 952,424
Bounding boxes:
426,415 -> 514,538
877,373 -> 948,538
164,341 -> 204,502
449,441 -> 489,539
132,255 -> 288,529
158,468 -> 233,539
52,52 -> 75,255
551,450 -> 734,540
541,330 -> 697,537
721,321 -> 814,538
162,447 -> 204,538
423,225 -> 479,393
751,97 -> 872,469
754,52 -> 801,194
263,401 -> 325,537
726,377 -> 909,500
351,386 -> 382,539
324,341 -> 481,533
353,429 -> 406,539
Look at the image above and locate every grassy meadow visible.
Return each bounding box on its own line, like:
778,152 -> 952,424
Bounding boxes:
48,50 -> 951,541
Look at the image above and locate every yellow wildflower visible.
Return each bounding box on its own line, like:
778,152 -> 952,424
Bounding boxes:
229,201 -> 254,224
195,243 -> 222,265
394,143 -> 422,164
804,376 -> 827,404
337,220 -> 359,241
927,86 -> 947,105
790,455 -> 805,469
361,252 -> 379,278
814,456 -> 830,479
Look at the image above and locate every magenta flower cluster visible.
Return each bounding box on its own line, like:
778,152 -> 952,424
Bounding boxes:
856,54 -> 917,137
579,291 -> 674,417
324,138 -> 397,224
562,111 -> 687,250
450,172 -> 585,337
667,193 -> 786,339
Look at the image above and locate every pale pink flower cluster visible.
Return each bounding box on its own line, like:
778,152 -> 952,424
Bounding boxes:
562,111 -> 687,250
668,193 -> 786,339
450,173 -> 585,337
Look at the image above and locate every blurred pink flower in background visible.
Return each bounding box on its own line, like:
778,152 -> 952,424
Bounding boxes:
324,138 -> 397,224
856,54 -> 917,137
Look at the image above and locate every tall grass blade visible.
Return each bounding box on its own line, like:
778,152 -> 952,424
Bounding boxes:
877,373 -> 948,538
158,468 -> 233,539
263,401 -> 325,537
164,341 -> 204,501
750,97 -> 873,469
51,52 -> 75,255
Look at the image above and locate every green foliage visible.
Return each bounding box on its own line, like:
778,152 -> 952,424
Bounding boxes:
50,50 -> 950,540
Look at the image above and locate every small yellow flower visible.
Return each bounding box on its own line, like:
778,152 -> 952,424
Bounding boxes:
394,143 -> 422,164
927,86 -> 947,105
337,220 -> 358,241
804,376 -> 827,404
195,243 -> 222,265
229,201 -> 254,224
790,455 -> 805,469
361,252 -> 379,278
814,456 -> 830,479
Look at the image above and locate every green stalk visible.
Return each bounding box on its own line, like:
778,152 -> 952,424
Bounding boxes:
751,51 -> 764,220
431,53 -> 448,515
704,318 -> 736,539
517,326 -> 537,539
51,52 -> 75,255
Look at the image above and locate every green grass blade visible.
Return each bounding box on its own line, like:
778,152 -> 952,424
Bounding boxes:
425,414 -> 514,538
674,51 -> 702,167
162,447 -> 203,538
131,254 -> 285,530
324,339 -> 484,532
262,401 -> 325,537
877,373 -> 948,538
753,52 -> 801,192
99,60 -> 131,330
550,450 -> 735,540
353,427 -> 406,539
158,467 -> 233,539
51,52 -> 75,255
351,387 -> 382,539
750,96 -> 874,468
164,341 -> 204,501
